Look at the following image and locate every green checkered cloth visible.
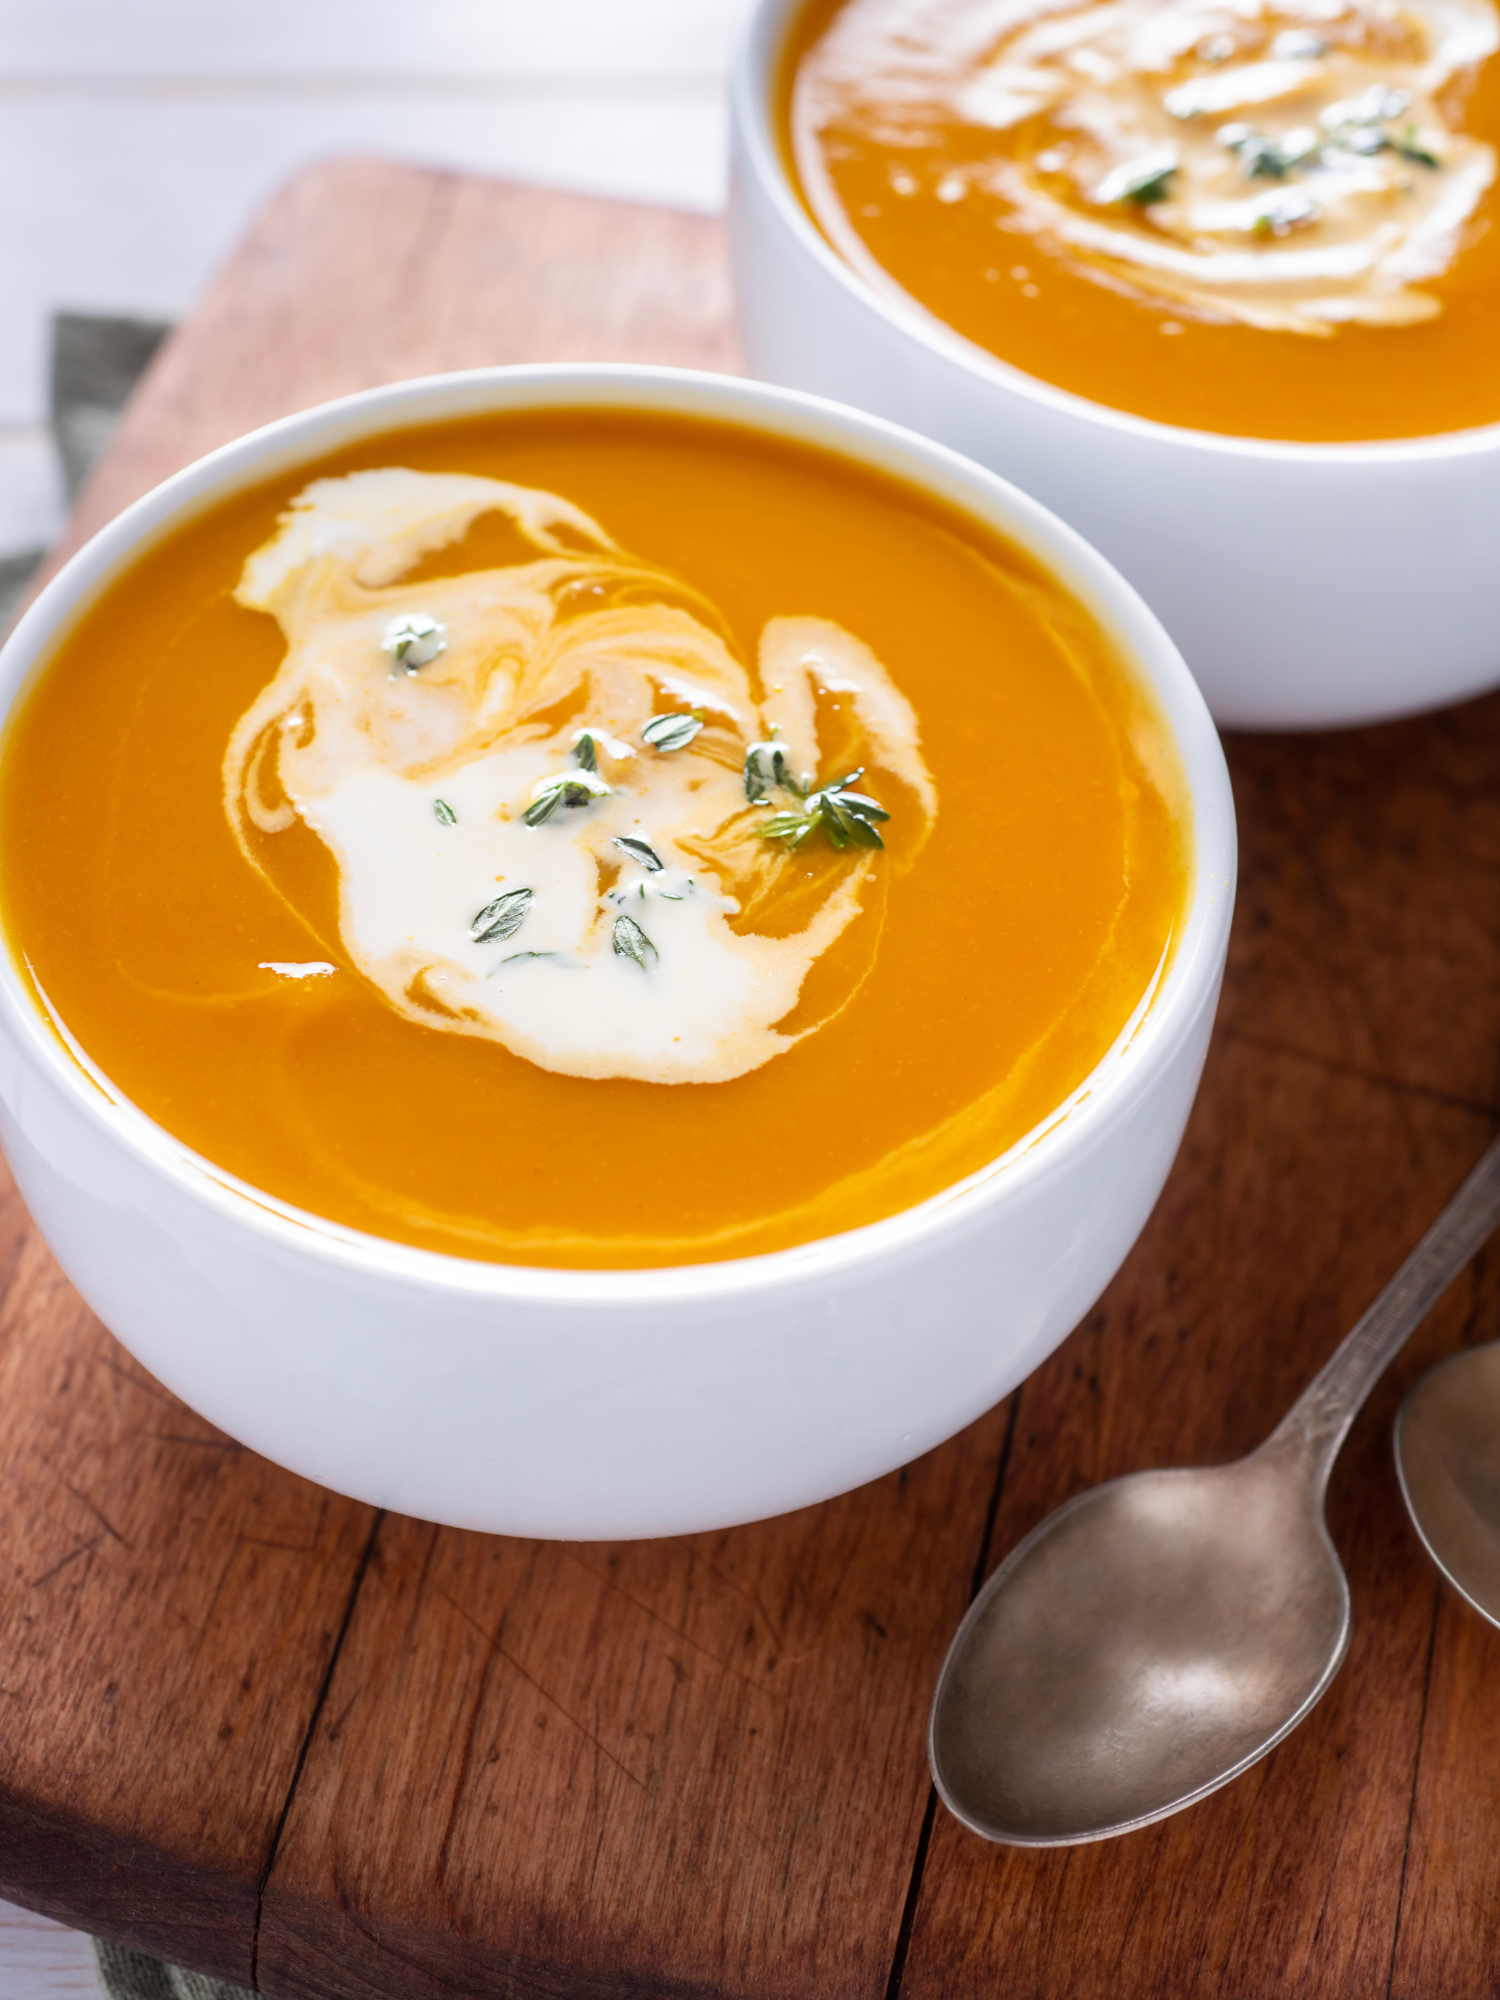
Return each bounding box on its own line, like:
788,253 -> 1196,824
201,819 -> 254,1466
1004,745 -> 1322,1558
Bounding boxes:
93,1939 -> 253,2000
0,310 -> 170,635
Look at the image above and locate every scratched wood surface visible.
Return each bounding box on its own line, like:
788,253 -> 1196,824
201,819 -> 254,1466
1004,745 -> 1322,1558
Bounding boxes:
3,156 -> 1500,1998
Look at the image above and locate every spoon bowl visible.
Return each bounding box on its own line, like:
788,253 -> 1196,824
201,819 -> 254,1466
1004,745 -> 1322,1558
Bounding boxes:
1396,1342 -> 1500,1628
931,1450 -> 1349,1843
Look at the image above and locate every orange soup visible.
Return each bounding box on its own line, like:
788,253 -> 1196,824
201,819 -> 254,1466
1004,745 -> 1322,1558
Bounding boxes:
0,410 -> 1189,1268
786,0 -> 1500,440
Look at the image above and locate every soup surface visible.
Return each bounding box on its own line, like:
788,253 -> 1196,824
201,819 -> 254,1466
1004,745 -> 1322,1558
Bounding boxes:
786,0 -> 1500,439
0,410 -> 1188,1268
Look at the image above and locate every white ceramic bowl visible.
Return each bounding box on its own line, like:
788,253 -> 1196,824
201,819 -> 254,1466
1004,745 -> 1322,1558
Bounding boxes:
729,0 -> 1500,732
0,365 -> 1234,1539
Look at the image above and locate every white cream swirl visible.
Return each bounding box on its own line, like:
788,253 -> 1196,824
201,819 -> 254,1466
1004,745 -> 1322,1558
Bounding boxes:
225,469 -> 935,1085
798,0 -> 1499,332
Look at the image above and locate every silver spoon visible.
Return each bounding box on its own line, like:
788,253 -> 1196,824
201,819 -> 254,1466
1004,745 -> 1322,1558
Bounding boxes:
930,1130 -> 1500,1846
1396,1321 -> 1500,1630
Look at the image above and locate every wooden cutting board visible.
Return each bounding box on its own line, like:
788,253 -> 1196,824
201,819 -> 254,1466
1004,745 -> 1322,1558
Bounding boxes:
2,157 -> 1499,2000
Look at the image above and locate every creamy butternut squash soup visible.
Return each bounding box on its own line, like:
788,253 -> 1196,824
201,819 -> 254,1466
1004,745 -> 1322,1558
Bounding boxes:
0,410 -> 1188,1267
786,0 -> 1500,439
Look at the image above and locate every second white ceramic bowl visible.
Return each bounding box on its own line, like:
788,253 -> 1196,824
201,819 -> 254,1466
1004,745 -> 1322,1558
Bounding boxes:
0,365 -> 1234,1539
729,0 -> 1500,732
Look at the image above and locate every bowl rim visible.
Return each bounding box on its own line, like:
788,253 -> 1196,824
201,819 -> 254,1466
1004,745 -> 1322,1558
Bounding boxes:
0,361 -> 1235,1305
733,0 -> 1500,467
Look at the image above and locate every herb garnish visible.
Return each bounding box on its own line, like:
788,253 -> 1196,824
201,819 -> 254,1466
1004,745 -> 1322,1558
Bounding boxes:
471,886 -> 533,944
760,767 -> 891,851
1394,122 -> 1440,167
381,613 -> 448,672
500,949 -> 556,965
573,731 -> 600,773
744,740 -> 795,802
523,770 -> 612,826
1217,122 -> 1321,179
1270,28 -> 1326,58
1252,189 -> 1319,237
642,711 -> 703,753
613,835 -> 664,872
434,798 -> 457,826
1096,152 -> 1177,206
612,913 -> 658,969
1219,89 -> 1441,191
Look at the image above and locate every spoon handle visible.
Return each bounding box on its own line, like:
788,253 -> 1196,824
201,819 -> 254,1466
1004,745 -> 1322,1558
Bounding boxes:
1267,1129 -> 1500,1488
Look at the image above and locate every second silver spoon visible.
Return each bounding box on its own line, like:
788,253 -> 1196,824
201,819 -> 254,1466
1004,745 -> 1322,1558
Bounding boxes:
1397,1334 -> 1500,1628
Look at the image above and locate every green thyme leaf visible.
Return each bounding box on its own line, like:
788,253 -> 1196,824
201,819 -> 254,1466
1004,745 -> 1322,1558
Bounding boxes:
760,810 -> 817,848
471,886 -> 533,944
1241,134 -> 1289,179
433,798 -> 457,826
380,612 -> 448,672
573,731 -> 599,773
1251,189 -> 1319,236
523,786 -> 563,828
842,814 -> 886,849
642,711 -> 703,753
612,913 -> 658,969
1395,122 -> 1439,167
744,740 -> 790,802
1127,166 -> 1175,203
614,835 -> 664,872
522,770 -> 611,826
500,950 -> 556,964
1096,152 -> 1177,206
833,790 -> 890,822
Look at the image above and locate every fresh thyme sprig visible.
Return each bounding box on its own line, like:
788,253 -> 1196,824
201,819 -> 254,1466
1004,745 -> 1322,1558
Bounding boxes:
381,613 -> 448,672
434,798 -> 457,826
614,835 -> 664,872
612,913 -> 658,969
642,711 -> 703,753
523,770 -> 612,826
1217,90 -> 1441,190
759,766 -> 891,852
472,886 -> 533,944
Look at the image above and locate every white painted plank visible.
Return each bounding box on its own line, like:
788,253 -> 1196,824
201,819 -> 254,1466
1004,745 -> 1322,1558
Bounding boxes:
0,427 -> 65,552
0,0 -> 754,80
0,1899 -> 99,2000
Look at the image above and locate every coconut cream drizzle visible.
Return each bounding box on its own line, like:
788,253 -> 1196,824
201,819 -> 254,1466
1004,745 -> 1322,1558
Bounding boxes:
796,0 -> 1499,332
225,469 -> 935,1085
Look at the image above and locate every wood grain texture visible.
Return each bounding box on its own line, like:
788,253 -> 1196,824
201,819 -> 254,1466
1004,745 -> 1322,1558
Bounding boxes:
0,1163 -> 376,1984
1388,1582 -> 1500,1999
256,1419 -> 1004,2000
5,152 -> 1500,1998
